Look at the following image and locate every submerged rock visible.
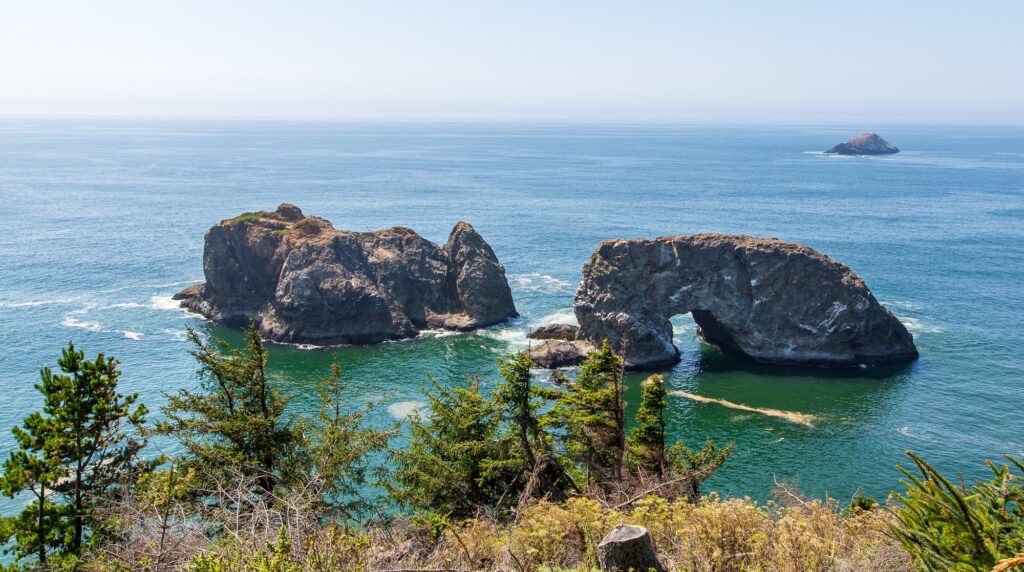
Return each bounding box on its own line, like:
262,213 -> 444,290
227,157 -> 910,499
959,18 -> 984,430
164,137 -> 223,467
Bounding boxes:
574,234 -> 918,370
524,339 -> 596,369
176,204 -> 517,345
825,133 -> 899,155
527,323 -> 580,341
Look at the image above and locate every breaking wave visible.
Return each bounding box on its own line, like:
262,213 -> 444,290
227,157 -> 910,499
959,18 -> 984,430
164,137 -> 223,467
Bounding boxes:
62,316 -> 102,332
388,401 -> 424,419
510,273 -> 575,293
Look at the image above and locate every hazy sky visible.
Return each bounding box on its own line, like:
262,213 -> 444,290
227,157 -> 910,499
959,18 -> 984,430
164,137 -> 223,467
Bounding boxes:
2,1 -> 1021,122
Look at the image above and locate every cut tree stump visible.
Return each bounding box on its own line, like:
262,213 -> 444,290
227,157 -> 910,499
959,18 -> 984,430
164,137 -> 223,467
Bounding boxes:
597,524 -> 666,572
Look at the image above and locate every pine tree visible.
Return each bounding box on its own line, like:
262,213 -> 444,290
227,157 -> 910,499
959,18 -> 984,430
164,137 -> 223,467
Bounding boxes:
550,340 -> 627,490
630,374 -> 669,478
628,374 -> 732,501
307,356 -> 392,522
493,352 -> 573,501
154,323 -> 303,496
0,342 -> 147,564
387,376 -> 518,518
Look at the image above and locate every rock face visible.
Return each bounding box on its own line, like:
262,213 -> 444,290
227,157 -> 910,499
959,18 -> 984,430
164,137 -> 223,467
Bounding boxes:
524,339 -> 596,369
527,323 -> 580,341
825,133 -> 899,155
574,234 -> 918,370
175,204 -> 517,345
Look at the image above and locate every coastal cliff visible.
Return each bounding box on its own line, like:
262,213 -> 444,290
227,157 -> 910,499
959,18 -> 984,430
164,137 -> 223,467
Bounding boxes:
174,204 -> 517,345
573,234 -> 918,369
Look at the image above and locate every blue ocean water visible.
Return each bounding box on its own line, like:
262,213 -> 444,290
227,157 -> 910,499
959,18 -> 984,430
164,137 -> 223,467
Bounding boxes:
0,120 -> 1022,511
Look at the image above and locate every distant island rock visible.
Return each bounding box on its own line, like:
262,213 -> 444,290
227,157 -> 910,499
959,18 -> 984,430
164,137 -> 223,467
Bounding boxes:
825,133 -> 899,155
573,234 -> 918,370
174,204 -> 517,345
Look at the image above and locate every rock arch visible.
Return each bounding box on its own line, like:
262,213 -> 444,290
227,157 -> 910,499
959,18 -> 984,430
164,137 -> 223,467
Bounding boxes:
573,234 -> 917,370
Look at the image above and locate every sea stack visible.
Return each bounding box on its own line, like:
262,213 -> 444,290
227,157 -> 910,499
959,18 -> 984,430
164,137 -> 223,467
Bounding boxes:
825,133 -> 899,155
573,234 -> 918,370
174,204 -> 518,345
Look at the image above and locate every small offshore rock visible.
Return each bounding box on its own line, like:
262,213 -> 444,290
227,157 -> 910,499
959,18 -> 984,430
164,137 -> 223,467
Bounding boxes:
524,339 -> 596,369
527,323 -> 579,341
825,133 -> 899,155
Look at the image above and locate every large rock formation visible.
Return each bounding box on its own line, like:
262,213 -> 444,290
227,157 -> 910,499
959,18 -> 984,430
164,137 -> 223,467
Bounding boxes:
574,234 -> 918,370
175,204 -> 517,345
825,133 -> 899,155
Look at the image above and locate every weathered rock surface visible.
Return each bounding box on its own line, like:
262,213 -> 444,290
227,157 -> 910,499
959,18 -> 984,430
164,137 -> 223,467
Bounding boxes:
527,323 -> 580,341
574,234 -> 918,370
825,132 -> 899,155
175,204 -> 517,345
597,525 -> 666,572
524,339 -> 596,369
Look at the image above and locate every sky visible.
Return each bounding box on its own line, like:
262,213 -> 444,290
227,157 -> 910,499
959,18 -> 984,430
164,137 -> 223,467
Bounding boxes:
1,1 -> 1022,123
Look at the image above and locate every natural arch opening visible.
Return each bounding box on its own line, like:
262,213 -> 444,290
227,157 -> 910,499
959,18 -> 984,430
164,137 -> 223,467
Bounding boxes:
573,234 -> 918,370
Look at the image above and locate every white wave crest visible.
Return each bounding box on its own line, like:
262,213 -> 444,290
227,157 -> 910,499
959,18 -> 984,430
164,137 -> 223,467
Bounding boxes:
62,316 -> 102,332
161,329 -> 189,341
0,297 -> 79,308
388,401 -> 424,419
107,302 -> 145,309
149,295 -> 182,311
418,329 -> 460,338
123,331 -> 144,340
535,307 -> 578,326
898,316 -> 945,336
510,273 -> 575,293
480,327 -> 529,350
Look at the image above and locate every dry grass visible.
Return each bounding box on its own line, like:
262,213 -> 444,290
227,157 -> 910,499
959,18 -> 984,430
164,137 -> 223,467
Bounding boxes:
84,484 -> 913,572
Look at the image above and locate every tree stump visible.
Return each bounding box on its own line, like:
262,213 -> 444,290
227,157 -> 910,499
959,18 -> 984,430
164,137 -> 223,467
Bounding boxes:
597,524 -> 666,572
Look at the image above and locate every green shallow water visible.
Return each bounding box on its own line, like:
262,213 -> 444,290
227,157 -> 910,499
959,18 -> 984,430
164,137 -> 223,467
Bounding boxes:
1,120 -> 1022,514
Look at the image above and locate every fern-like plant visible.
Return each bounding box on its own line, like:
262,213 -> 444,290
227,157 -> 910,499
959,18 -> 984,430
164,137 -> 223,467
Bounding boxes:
891,450 -> 1024,571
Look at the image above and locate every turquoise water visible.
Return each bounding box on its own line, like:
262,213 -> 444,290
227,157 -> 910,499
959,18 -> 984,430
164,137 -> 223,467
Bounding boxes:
1,121 -> 1022,511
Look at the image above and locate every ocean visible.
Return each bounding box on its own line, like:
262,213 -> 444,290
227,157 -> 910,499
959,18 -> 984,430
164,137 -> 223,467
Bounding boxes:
1,120 -> 1022,511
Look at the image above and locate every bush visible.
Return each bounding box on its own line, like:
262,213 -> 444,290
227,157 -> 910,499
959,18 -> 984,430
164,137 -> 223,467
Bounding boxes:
891,451 -> 1024,571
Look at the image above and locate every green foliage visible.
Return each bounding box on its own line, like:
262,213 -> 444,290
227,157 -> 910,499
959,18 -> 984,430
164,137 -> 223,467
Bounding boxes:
843,491 -> 878,516
305,356 -> 392,522
191,528 -> 300,572
493,352 -> 574,501
630,374 -> 669,477
0,342 -> 147,565
891,450 -> 1024,571
550,341 -> 627,488
387,376 -> 519,518
227,211 -> 267,224
154,323 -> 303,496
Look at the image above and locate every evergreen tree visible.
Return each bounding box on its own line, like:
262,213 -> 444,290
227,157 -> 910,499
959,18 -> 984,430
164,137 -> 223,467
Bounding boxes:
550,341 -> 627,489
307,356 -> 392,522
387,376 -> 518,518
493,353 -> 573,501
0,342 -> 147,564
154,323 -> 303,496
672,439 -> 732,503
630,374 -> 669,477
628,373 -> 732,501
